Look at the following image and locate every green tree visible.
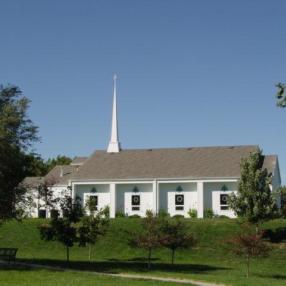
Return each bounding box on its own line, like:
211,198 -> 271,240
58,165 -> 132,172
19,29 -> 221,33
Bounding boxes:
0,85 -> 38,220
276,83 -> 286,108
77,204 -> 110,261
278,186 -> 286,217
160,218 -> 196,265
39,194 -> 84,263
45,155 -> 72,173
226,223 -> 270,278
228,150 -> 276,229
128,211 -> 161,269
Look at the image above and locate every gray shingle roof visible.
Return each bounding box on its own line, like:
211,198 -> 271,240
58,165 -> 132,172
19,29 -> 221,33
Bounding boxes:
70,157 -> 87,166
21,177 -> 44,188
73,145 -> 267,181
45,165 -> 75,185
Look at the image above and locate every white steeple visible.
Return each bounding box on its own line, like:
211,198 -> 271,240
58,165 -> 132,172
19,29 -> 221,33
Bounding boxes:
107,74 -> 121,153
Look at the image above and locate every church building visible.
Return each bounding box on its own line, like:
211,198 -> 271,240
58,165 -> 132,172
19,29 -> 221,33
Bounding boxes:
22,76 -> 282,218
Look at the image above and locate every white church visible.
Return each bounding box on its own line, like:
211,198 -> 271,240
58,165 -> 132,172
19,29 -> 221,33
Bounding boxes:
23,76 -> 282,218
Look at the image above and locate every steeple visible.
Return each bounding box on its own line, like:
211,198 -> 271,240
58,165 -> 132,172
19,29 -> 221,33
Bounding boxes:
107,74 -> 121,153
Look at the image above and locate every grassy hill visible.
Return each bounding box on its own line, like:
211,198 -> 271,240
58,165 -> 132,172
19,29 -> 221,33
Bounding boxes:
0,218 -> 286,286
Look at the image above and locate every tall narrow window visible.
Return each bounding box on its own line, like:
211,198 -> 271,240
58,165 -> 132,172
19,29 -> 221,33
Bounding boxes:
89,195 -> 98,211
220,194 -> 229,210
175,194 -> 184,210
132,195 -> 140,211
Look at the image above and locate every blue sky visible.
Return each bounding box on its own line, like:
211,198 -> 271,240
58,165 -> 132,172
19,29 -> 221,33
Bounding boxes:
0,1 -> 285,183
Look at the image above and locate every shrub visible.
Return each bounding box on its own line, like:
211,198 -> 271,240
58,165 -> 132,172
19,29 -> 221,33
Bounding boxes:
128,211 -> 161,269
158,209 -> 170,218
50,209 -> 59,219
204,208 -> 214,218
128,214 -> 141,218
172,214 -> 185,219
160,219 -> 196,264
217,215 -> 230,219
226,223 -> 271,278
115,211 -> 125,218
188,209 -> 197,218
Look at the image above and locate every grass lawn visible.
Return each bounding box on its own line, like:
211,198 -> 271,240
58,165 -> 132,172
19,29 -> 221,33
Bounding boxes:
0,218 -> 286,286
0,265 -> 191,286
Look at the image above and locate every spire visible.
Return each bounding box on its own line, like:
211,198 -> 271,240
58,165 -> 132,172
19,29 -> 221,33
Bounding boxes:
107,74 -> 121,153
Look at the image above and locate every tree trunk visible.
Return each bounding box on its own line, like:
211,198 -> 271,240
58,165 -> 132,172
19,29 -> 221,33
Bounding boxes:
171,248 -> 175,265
246,255 -> 250,278
66,246 -> 70,265
147,248 -> 152,270
89,244 -> 92,262
255,224 -> 259,235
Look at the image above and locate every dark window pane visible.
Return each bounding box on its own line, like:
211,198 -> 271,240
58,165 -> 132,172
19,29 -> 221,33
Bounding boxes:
38,209 -> 46,218
50,209 -> 59,219
221,205 -> 229,210
175,194 -> 184,205
220,194 -> 229,205
90,195 -> 98,205
132,195 -> 140,206
175,206 -> 184,210
132,206 -> 140,211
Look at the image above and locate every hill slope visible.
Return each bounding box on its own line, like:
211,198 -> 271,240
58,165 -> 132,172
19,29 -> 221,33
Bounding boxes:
0,218 -> 286,286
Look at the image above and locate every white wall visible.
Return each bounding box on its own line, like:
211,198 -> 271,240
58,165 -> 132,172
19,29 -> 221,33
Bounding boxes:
158,183 -> 197,217
116,183 -> 153,217
204,182 -> 237,218
75,184 -> 110,212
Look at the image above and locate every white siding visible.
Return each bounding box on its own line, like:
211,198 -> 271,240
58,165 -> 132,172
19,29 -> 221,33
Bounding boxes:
158,183 -> 197,217
116,183 -> 153,217
204,182 -> 237,218
75,184 -> 110,212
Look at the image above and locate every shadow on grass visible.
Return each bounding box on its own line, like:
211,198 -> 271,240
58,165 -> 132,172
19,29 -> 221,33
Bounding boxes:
14,257 -> 229,275
263,227 -> 286,243
257,273 -> 286,280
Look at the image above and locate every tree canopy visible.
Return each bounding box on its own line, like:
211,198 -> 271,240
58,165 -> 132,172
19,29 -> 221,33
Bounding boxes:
228,150 -> 277,226
276,83 -> 286,108
0,85 -> 39,220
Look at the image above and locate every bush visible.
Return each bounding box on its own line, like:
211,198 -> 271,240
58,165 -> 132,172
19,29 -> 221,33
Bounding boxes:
115,211 -> 125,218
158,209 -> 169,218
172,214 -> 185,219
50,209 -> 59,219
128,214 -> 141,218
204,209 -> 214,218
217,215 -> 230,219
188,209 -> 197,218
280,205 -> 286,218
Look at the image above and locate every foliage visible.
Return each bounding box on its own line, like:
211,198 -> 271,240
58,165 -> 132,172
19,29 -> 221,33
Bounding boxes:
228,150 -> 276,227
226,223 -> 271,278
45,155 -> 72,173
76,206 -> 110,261
159,218 -> 196,264
278,186 -> 286,218
276,82 -> 286,108
128,211 -> 161,269
39,195 -> 84,263
128,214 -> 141,218
0,85 -> 38,148
37,178 -> 58,211
188,209 -> 197,218
115,211 -> 125,218
203,208 -> 214,218
0,85 -> 39,220
158,209 -> 169,218
60,195 -> 84,223
172,214 -> 184,219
